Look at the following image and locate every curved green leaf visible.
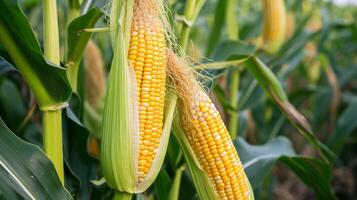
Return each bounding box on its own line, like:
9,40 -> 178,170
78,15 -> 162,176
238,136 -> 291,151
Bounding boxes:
234,137 -> 336,200
0,117 -> 72,199
280,157 -> 336,200
0,0 -> 71,110
245,56 -> 335,162
328,99 -> 357,154
235,136 -> 296,187
66,8 -> 104,68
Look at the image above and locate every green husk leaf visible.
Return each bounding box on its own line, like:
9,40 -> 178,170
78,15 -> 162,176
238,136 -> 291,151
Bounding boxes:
100,0 -> 136,193
172,108 -> 220,200
137,91 -> 177,192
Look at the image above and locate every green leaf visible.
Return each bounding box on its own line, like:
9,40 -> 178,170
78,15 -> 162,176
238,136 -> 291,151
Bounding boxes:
154,169 -> 172,200
245,57 -> 287,101
235,137 -> 336,200
66,8 -> 104,90
63,104 -> 97,200
205,0 -> 227,56
168,166 -> 185,200
0,0 -> 71,110
0,77 -> 26,132
201,41 -> 256,79
66,8 -> 103,68
328,99 -> 357,154
211,40 -> 256,61
245,56 -> 335,162
0,117 -> 72,199
234,136 -> 296,187
279,157 -> 336,200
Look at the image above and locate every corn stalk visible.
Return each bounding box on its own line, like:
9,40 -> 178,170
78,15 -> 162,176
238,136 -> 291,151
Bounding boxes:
42,0 -> 64,183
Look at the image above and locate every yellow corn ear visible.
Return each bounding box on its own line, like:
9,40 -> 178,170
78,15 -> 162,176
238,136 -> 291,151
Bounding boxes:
285,12 -> 295,40
128,0 -> 167,182
101,0 -> 174,194
167,52 -> 253,200
182,91 -> 251,199
262,0 -> 287,53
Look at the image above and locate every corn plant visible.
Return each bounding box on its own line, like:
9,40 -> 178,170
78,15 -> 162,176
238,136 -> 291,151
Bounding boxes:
0,0 -> 356,200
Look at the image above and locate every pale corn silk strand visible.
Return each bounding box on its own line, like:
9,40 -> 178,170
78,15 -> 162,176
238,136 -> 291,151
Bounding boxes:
128,0 -> 167,182
167,52 -> 251,199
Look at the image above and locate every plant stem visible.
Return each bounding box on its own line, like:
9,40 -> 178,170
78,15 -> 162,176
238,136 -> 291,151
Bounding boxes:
179,0 -> 196,51
168,166 -> 185,200
42,0 -> 64,183
226,0 -> 240,139
43,110 -> 64,183
228,69 -> 240,139
226,0 -> 239,40
43,0 -> 60,64
179,0 -> 205,51
113,192 -> 132,200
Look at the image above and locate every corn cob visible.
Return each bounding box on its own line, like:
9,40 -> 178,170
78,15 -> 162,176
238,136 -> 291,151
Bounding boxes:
168,52 -> 252,200
187,91 -> 250,199
262,0 -> 286,53
128,0 -> 167,182
101,0 -> 172,194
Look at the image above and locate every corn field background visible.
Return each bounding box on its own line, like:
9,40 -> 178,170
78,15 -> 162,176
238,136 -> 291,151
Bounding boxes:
0,0 -> 356,199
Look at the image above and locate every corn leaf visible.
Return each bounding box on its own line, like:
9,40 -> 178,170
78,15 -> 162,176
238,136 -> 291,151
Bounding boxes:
0,117 -> 72,199
0,0 -> 71,110
167,166 -> 185,200
235,137 -> 336,200
234,136 -> 296,187
205,0 -> 227,56
328,99 -> 357,154
154,169 -> 172,200
66,8 -> 103,69
245,56 -> 335,162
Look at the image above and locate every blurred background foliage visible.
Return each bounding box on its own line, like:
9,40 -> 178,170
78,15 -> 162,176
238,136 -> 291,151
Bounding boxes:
0,0 -> 356,199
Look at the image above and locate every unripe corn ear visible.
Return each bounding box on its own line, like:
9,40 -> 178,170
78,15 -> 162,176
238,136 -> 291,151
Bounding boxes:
84,40 -> 106,112
167,51 -> 254,200
83,40 -> 106,140
100,0 -> 175,194
262,0 -> 287,53
285,12 -> 295,40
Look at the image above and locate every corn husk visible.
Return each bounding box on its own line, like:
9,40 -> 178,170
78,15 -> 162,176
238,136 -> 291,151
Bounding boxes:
100,0 -> 175,194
